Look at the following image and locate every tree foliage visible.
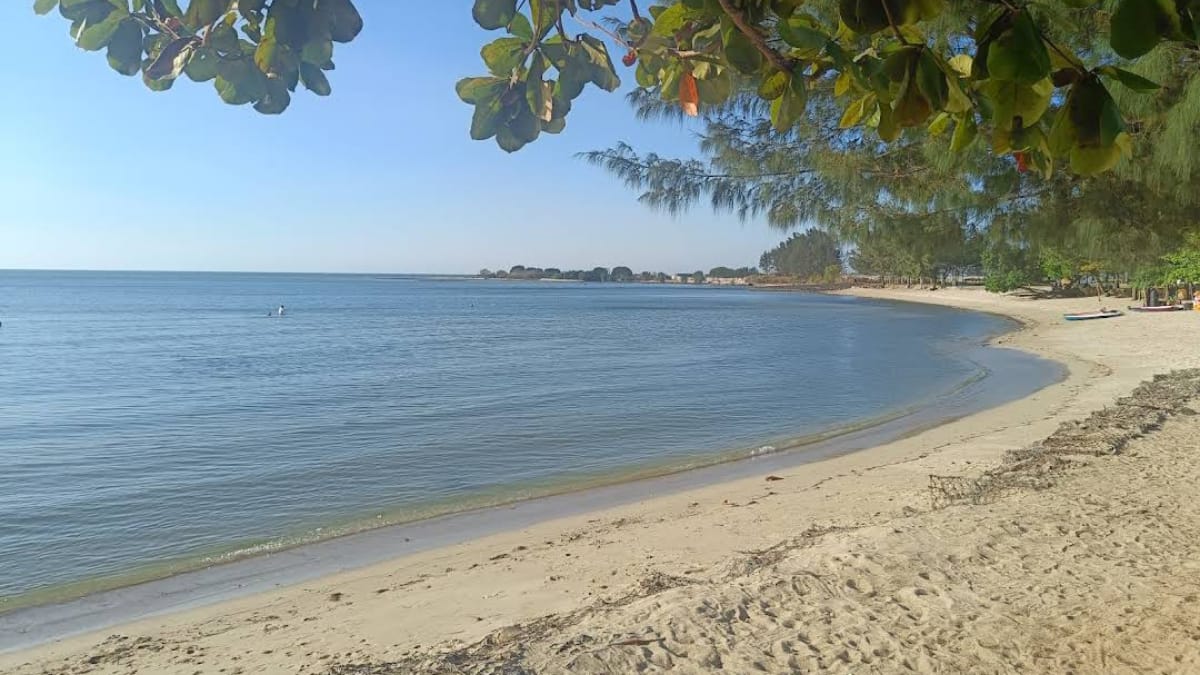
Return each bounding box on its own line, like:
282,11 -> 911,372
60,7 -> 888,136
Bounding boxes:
458,0 -> 1200,174
36,0 -> 361,114
759,229 -> 841,278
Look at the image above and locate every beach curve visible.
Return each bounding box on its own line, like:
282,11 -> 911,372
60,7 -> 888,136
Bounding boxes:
3,288 -> 1198,674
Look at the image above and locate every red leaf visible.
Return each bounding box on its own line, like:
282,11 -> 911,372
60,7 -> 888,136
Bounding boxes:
679,71 -> 699,117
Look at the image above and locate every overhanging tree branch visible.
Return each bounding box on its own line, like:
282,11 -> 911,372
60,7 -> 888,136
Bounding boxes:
714,0 -> 793,74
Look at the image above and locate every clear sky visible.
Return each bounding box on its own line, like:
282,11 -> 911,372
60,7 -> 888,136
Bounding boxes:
0,3 -> 790,274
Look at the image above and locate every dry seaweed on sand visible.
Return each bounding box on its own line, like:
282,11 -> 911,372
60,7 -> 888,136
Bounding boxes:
929,369 -> 1200,509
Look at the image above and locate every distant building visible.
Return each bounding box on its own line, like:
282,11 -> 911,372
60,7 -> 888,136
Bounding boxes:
708,277 -> 749,286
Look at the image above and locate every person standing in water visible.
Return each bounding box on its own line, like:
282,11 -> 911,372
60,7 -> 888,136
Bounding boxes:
277,304 -> 286,317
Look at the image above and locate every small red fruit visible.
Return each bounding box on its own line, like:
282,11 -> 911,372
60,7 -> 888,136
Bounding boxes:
622,50 -> 637,67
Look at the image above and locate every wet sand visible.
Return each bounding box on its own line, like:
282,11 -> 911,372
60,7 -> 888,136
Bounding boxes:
3,288 -> 1199,674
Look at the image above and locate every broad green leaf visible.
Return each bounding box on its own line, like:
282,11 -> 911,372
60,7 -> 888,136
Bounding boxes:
325,0 -> 363,43
254,77 -> 291,114
758,70 -> 789,100
722,19 -> 762,74
1110,0 -> 1180,59
105,18 -> 143,75
473,0 -> 517,30
928,111 -> 951,135
470,96 -> 507,140
1071,134 -> 1124,175
214,57 -> 267,104
1097,66 -> 1161,93
1099,96 -> 1125,147
183,0 -> 231,31
481,37 -> 527,76
34,0 -> 59,16
300,63 -> 331,96
507,12 -> 533,40
833,71 -> 852,97
579,35 -> 620,91
76,6 -> 125,51
915,51 -> 948,112
986,11 -> 1050,84
950,113 -> 977,151
778,13 -> 827,51
697,68 -> 732,105
981,77 -> 1052,130
185,46 -> 220,82
839,93 -> 872,128
456,76 -> 507,104
770,75 -> 806,132
947,54 -> 972,78
650,3 -> 710,37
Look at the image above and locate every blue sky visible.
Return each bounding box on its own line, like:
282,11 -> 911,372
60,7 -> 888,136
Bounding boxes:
0,3 -> 790,274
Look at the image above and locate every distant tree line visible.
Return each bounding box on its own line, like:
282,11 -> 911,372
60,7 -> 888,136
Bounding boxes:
478,264 -> 760,284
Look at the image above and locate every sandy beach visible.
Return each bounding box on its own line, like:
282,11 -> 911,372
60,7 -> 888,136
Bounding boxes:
4,287 -> 1199,674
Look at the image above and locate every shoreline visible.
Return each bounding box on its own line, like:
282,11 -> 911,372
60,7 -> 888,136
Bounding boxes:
5,288 -> 1198,674
0,299 -> 1056,652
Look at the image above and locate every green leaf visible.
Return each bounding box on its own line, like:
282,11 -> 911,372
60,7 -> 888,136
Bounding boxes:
325,0 -> 363,43
214,57 -> 267,105
981,77 -> 1052,130
105,18 -> 143,76
1099,96 -> 1125,147
928,111 -> 951,135
915,50 -> 948,112
183,0 -> 231,31
770,74 -> 806,132
184,46 -> 220,82
950,113 -> 977,151
1048,106 -> 1076,156
300,62 -> 331,96
34,0 -> 59,15
777,13 -> 827,51
473,0 -> 517,30
1110,0 -> 1175,59
300,62 -> 333,96
470,97 -> 507,140
254,77 -> 291,114
75,5 -> 125,51
1097,66 -> 1161,92
456,76 -> 507,104
650,3 -> 710,37
579,35 -> 620,91
207,23 -> 239,53
985,11 -> 1051,84
757,70 -> 789,101
507,12 -> 533,40
529,0 -> 560,41
722,19 -> 762,74
839,93 -> 872,128
301,38 -> 334,66
481,37 -> 527,76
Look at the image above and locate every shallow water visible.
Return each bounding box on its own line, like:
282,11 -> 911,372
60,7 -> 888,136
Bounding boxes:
0,271 -> 1023,605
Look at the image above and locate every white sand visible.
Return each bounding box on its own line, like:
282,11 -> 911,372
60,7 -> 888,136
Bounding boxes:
4,288 -> 1199,674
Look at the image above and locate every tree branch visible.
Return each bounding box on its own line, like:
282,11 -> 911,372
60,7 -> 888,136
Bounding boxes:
714,0 -> 793,74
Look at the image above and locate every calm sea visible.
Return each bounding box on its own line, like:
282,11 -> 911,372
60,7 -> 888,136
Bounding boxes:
0,271 -> 1022,606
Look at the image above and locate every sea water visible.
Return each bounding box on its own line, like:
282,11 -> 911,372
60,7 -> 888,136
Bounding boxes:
0,271 -> 1033,606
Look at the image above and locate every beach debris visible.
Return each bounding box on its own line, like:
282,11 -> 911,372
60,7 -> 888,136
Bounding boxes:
929,369 -> 1200,510
765,475 -> 785,482
328,592 -> 344,602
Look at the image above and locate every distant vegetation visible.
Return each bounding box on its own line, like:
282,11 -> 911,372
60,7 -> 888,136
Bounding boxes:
477,264 -> 759,284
